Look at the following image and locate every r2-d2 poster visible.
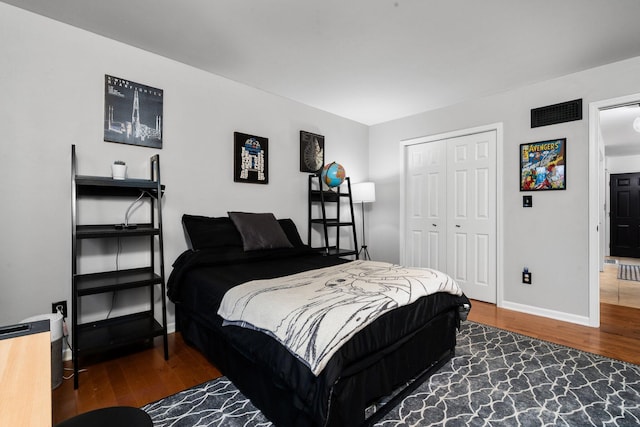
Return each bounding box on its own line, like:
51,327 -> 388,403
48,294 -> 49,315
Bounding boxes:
234,132 -> 269,184
520,138 -> 566,191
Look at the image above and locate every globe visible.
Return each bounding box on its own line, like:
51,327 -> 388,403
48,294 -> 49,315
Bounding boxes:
321,162 -> 346,188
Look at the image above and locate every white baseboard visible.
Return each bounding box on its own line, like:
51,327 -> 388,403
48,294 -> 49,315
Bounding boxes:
499,300 -> 593,327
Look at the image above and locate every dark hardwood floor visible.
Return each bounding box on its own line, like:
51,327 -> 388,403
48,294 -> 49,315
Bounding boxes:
52,333 -> 221,425
469,300 -> 640,365
52,300 -> 640,424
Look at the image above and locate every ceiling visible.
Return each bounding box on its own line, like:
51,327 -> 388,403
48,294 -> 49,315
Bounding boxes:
4,0 -> 640,130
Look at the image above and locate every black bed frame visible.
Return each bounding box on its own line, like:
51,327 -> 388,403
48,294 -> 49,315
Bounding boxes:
177,303 -> 459,426
362,350 -> 453,426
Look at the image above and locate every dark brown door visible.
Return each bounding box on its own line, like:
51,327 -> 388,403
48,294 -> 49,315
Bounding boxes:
610,172 -> 640,258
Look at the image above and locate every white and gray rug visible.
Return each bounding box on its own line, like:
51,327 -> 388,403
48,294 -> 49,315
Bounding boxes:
143,322 -> 640,426
618,264 -> 640,282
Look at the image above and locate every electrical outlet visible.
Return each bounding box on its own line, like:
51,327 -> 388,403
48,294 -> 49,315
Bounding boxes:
52,300 -> 67,318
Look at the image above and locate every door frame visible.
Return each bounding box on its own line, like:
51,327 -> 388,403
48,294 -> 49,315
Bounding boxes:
589,92 -> 640,327
399,122 -> 504,306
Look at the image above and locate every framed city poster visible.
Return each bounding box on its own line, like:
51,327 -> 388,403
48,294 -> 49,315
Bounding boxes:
300,131 -> 325,173
520,138 -> 566,191
234,132 -> 268,184
104,75 -> 163,149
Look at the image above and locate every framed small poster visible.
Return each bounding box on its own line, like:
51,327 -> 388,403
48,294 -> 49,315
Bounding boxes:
104,75 -> 163,149
520,138 -> 566,191
234,132 -> 268,184
300,131 -> 325,173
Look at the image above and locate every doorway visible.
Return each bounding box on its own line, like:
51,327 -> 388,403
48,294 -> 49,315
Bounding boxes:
590,93 -> 640,325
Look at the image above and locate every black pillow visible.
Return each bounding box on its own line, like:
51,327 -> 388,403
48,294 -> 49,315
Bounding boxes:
278,218 -> 305,247
228,212 -> 293,251
182,214 -> 243,250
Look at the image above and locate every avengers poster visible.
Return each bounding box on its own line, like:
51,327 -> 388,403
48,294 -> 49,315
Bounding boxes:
520,139 -> 566,191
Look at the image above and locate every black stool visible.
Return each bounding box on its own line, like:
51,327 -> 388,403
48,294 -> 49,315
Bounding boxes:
56,406 -> 152,427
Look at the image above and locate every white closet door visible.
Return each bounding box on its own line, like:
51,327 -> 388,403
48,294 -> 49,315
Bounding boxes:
446,131 -> 497,303
404,140 -> 447,271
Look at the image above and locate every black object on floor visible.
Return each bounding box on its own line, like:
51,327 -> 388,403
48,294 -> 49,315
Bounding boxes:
56,406 -> 152,427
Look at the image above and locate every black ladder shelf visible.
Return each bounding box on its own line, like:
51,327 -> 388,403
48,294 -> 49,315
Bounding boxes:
70,144 -> 169,389
307,174 -> 359,258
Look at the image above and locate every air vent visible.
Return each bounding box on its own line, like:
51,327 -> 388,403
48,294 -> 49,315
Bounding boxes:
531,99 -> 582,128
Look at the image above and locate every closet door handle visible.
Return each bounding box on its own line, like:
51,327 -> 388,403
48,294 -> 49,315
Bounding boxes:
455,225 -> 461,228
432,224 -> 437,227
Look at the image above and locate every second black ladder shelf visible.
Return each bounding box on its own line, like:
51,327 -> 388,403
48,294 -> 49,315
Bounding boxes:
307,174 -> 359,258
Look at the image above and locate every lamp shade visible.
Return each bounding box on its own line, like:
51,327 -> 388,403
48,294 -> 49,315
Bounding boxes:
352,182 -> 376,203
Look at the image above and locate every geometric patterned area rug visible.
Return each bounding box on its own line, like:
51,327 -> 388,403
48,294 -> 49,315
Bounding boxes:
618,263 -> 640,281
143,322 -> 640,426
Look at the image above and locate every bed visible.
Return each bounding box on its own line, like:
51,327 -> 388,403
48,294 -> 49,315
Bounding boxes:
168,212 -> 471,426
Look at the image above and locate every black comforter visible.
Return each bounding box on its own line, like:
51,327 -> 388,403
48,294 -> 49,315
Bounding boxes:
168,246 -> 470,426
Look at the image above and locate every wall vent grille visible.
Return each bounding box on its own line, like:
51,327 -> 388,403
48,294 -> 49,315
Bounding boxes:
531,99 -> 582,128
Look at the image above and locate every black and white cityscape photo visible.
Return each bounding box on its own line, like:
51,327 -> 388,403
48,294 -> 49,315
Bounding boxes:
104,74 -> 163,148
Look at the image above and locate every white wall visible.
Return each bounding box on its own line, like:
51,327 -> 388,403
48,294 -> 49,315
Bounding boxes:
5,2 -> 640,331
369,56 -> 640,322
0,3 -> 369,327
606,154 -> 640,174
